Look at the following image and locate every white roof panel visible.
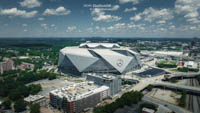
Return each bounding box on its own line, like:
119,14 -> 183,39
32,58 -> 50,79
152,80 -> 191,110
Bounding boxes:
67,54 -> 99,72
61,47 -> 94,57
92,49 -> 133,73
80,43 -> 120,48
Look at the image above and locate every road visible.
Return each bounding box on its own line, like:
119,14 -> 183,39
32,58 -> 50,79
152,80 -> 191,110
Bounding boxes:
153,82 -> 200,94
143,95 -> 192,113
120,70 -> 198,113
187,79 -> 200,113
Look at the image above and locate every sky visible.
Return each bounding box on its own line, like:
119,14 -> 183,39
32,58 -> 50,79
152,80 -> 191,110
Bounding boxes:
0,0 -> 200,38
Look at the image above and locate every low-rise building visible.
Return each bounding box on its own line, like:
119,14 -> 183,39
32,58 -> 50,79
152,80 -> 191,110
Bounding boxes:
86,73 -> 121,97
50,82 -> 110,113
0,60 -> 14,74
184,61 -> 198,69
142,107 -> 155,113
17,62 -> 34,70
24,95 -> 46,106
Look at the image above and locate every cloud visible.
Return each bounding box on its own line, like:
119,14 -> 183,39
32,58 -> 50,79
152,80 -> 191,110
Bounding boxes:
130,14 -> 141,21
86,27 -> 93,32
184,11 -> 199,18
20,0 -> 41,8
22,24 -> 28,27
51,24 -> 56,27
168,25 -> 176,30
41,24 -> 48,29
175,0 -> 200,24
143,7 -> 173,22
38,17 -> 45,21
190,26 -> 196,30
119,0 -> 140,4
127,23 -> 145,30
124,7 -> 137,12
111,5 -> 120,11
92,5 -> 120,11
186,18 -> 200,24
66,26 -> 77,32
0,8 -> 37,18
107,23 -> 126,31
92,8 -> 121,22
40,23 -> 57,30
156,20 -> 166,24
131,7 -> 173,22
43,6 -> 71,16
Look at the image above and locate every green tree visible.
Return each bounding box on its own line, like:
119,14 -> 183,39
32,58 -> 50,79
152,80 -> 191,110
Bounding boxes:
178,90 -> 187,107
18,85 -> 30,97
48,74 -> 56,80
93,91 -> 143,113
164,75 -> 169,80
28,84 -> 42,95
178,67 -> 189,72
14,99 -> 26,112
2,99 -> 11,110
9,89 -> 22,101
147,84 -> 154,91
30,104 -> 40,113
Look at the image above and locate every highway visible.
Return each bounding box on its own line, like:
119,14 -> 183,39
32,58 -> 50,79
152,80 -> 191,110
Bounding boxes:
121,73 -> 199,113
187,79 -> 200,113
153,82 -> 200,94
119,58 -> 200,113
143,95 -> 192,113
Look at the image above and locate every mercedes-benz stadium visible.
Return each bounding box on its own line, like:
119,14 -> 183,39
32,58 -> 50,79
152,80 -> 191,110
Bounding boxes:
58,43 -> 141,75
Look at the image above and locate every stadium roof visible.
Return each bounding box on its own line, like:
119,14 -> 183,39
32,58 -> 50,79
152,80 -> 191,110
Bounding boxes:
60,47 -> 94,57
79,43 -> 120,48
58,43 -> 141,74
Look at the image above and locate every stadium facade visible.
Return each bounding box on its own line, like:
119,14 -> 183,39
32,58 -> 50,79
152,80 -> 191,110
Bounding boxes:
58,43 -> 141,75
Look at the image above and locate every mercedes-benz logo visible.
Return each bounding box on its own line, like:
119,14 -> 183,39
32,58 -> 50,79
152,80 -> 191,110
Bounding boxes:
117,59 -> 124,67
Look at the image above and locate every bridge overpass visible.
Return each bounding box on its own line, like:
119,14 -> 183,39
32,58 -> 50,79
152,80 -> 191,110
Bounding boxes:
168,72 -> 200,79
153,82 -> 200,95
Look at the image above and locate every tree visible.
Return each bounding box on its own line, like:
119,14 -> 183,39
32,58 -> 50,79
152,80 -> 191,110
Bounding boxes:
30,104 -> 40,113
18,85 -> 30,97
179,90 -> 187,107
14,99 -> 26,112
9,89 -> 22,101
164,75 -> 169,80
93,91 -> 144,113
48,74 -> 56,80
147,84 -> 154,91
2,99 -> 11,110
178,67 -> 189,72
28,84 -> 42,95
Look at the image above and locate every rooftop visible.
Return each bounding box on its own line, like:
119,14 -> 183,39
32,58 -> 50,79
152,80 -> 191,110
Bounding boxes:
87,73 -> 118,80
138,68 -> 165,76
60,45 -> 137,58
60,47 -> 95,57
24,95 -> 45,102
153,51 -> 183,56
79,43 -> 120,48
50,82 -> 109,102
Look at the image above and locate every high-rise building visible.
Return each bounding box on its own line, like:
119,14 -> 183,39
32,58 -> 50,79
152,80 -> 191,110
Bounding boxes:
86,73 -> 121,97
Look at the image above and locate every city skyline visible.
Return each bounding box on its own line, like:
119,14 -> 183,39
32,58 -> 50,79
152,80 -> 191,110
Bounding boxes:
0,0 -> 200,38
